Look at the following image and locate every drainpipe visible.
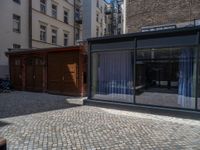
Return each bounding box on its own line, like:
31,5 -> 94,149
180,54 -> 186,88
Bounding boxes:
74,0 -> 76,45
29,0 -> 32,48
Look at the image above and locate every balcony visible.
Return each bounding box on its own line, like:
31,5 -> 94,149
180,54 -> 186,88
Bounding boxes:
105,8 -> 112,15
75,0 -> 82,7
75,14 -> 82,24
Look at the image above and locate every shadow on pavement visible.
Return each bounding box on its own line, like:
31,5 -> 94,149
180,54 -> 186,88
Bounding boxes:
0,121 -> 10,128
84,100 -> 200,121
0,92 -> 83,119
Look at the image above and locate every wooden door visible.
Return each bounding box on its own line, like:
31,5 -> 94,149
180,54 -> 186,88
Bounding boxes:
61,54 -> 78,95
48,52 -> 78,95
26,58 -> 34,91
25,57 -> 43,91
48,53 -> 62,93
10,57 -> 23,90
34,57 -> 44,91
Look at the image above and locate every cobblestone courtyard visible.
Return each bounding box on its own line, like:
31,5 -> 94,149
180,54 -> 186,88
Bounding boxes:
0,92 -> 200,150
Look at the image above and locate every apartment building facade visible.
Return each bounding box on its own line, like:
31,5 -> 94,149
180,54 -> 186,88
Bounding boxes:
0,0 -> 29,78
108,0 -> 126,35
82,0 -> 111,40
0,0 -> 83,79
126,0 -> 200,33
31,0 -> 83,48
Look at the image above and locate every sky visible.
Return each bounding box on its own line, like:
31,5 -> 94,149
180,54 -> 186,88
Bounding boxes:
105,0 -> 111,3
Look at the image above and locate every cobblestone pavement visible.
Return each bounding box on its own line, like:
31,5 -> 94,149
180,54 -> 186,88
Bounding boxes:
0,92 -> 200,150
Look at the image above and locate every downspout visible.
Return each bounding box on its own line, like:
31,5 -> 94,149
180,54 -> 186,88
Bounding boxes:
74,0 -> 76,45
29,0 -> 32,48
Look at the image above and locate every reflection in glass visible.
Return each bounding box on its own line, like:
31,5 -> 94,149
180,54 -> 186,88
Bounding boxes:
91,51 -> 134,103
136,47 -> 197,109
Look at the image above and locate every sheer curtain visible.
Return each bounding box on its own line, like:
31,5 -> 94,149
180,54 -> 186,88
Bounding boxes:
178,48 -> 196,109
97,52 -> 133,103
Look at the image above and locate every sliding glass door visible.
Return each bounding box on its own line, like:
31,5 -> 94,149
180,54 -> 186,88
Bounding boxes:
91,51 -> 134,103
135,47 -> 197,109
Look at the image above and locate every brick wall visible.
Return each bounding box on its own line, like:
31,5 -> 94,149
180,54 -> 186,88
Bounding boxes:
126,0 -> 200,33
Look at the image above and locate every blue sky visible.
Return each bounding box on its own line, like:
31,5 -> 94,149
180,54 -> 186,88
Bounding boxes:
105,0 -> 111,3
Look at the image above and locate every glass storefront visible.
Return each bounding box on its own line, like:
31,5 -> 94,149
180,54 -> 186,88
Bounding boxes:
198,52 -> 200,110
91,51 -> 134,103
136,47 -> 197,109
89,28 -> 200,111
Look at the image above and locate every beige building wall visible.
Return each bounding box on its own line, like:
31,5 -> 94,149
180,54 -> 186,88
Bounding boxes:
0,0 -> 29,78
32,0 -> 76,48
126,0 -> 200,33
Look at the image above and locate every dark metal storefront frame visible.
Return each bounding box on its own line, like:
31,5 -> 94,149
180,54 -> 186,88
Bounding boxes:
87,27 -> 200,112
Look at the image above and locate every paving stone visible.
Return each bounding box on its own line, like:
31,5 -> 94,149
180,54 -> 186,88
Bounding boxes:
0,92 -> 200,149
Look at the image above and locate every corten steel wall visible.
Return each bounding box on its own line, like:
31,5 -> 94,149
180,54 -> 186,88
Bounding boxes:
126,0 -> 200,33
6,46 -> 87,97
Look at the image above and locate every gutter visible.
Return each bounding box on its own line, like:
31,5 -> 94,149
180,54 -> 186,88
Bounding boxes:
29,0 -> 32,48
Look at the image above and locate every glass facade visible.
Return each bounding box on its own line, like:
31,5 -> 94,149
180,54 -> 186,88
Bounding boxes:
198,54 -> 200,110
136,47 -> 197,109
91,51 -> 134,103
89,29 -> 200,111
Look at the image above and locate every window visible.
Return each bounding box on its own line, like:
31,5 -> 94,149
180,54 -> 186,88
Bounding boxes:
136,47 -> 197,109
40,25 -> 46,42
75,28 -> 80,41
96,0 -> 99,8
96,14 -> 99,22
91,51 -> 134,103
75,8 -> 80,20
118,15 -> 121,24
104,28 -> 107,35
52,4 -> 57,19
117,28 -> 121,34
64,33 -> 68,46
13,0 -> 20,4
13,14 -> 20,33
13,44 -> 21,49
40,0 -> 46,14
64,11 -> 68,24
96,27 -> 99,37
52,29 -> 57,44
105,16 -> 107,24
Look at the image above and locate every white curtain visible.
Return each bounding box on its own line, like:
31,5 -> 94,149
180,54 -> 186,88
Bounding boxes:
97,52 -> 134,102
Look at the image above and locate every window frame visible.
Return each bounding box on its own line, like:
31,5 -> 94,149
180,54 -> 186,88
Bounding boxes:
40,24 -> 47,42
40,0 -> 46,14
52,29 -> 57,45
64,10 -> 69,24
52,4 -> 57,19
13,0 -> 20,4
64,33 -> 68,46
13,14 -> 21,33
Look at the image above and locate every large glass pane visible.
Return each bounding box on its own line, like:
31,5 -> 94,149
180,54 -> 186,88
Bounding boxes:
198,48 -> 200,110
91,51 -> 134,103
136,47 -> 197,109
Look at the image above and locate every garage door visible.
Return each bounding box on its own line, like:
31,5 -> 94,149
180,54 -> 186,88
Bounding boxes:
48,52 -> 78,95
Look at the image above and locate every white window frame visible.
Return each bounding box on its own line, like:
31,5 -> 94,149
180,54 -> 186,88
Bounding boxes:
52,29 -> 57,45
64,10 -> 69,24
13,44 -> 21,49
40,0 -> 46,14
64,33 -> 68,46
96,27 -> 99,37
13,14 -> 20,33
52,4 -> 57,19
40,25 -> 47,42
